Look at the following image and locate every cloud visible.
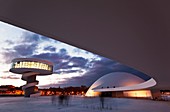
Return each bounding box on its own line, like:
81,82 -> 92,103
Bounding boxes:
54,69 -> 83,74
43,46 -> 56,52
1,50 -> 20,64
69,57 -> 88,68
32,48 -> 70,62
55,57 -> 89,72
41,57 -> 120,87
31,48 -> 90,75
31,49 -> 71,71
1,31 -> 94,79
59,48 -> 67,55
1,43 -> 37,64
13,43 -> 37,56
72,48 -> 82,54
5,40 -> 14,45
72,57 -> 119,86
20,31 -> 50,43
0,32 -> 54,64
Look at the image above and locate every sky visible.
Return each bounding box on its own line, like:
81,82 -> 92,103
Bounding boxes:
0,21 -> 151,88
0,21 -> 117,88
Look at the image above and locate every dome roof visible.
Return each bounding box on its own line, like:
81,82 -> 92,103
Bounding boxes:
85,72 -> 156,96
93,72 -> 145,89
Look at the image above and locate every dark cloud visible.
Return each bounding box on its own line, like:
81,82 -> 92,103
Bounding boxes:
5,40 -> 14,45
69,57 -> 88,68
1,32 -> 53,64
44,46 -> 56,52
0,33 -> 36,63
59,48 -> 67,55
32,47 -> 92,74
73,57 -> 119,86
13,43 -> 37,56
43,57 -> 120,87
31,48 -> 89,75
1,43 -> 37,64
31,49 -> 71,70
55,57 -> 89,72
54,69 -> 83,74
32,49 -> 70,62
20,31 -> 51,43
1,50 -> 20,64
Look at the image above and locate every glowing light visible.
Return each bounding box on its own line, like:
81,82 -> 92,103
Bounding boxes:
85,89 -> 100,97
123,90 -> 152,98
12,61 -> 52,71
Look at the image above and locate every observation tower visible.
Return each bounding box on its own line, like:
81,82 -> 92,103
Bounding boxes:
10,58 -> 53,97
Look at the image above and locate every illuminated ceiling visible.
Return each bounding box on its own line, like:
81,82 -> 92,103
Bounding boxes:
0,0 -> 170,89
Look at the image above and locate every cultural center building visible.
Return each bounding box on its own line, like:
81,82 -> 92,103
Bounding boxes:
85,65 -> 156,99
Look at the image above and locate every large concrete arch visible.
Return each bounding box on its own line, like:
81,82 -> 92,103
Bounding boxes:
0,1 -> 170,89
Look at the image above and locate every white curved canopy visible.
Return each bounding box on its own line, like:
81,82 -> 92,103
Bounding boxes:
94,78 -> 156,92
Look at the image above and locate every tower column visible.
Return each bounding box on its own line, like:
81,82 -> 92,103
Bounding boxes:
10,58 -> 53,98
22,72 -> 39,97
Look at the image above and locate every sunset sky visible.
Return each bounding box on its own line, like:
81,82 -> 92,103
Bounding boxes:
0,21 -> 117,88
0,21 -> 151,88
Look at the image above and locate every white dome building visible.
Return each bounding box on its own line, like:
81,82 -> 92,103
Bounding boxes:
85,71 -> 156,98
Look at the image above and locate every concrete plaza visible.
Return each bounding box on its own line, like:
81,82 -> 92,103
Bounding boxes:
0,96 -> 169,112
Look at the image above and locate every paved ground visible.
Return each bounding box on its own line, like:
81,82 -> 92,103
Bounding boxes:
0,96 -> 170,112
